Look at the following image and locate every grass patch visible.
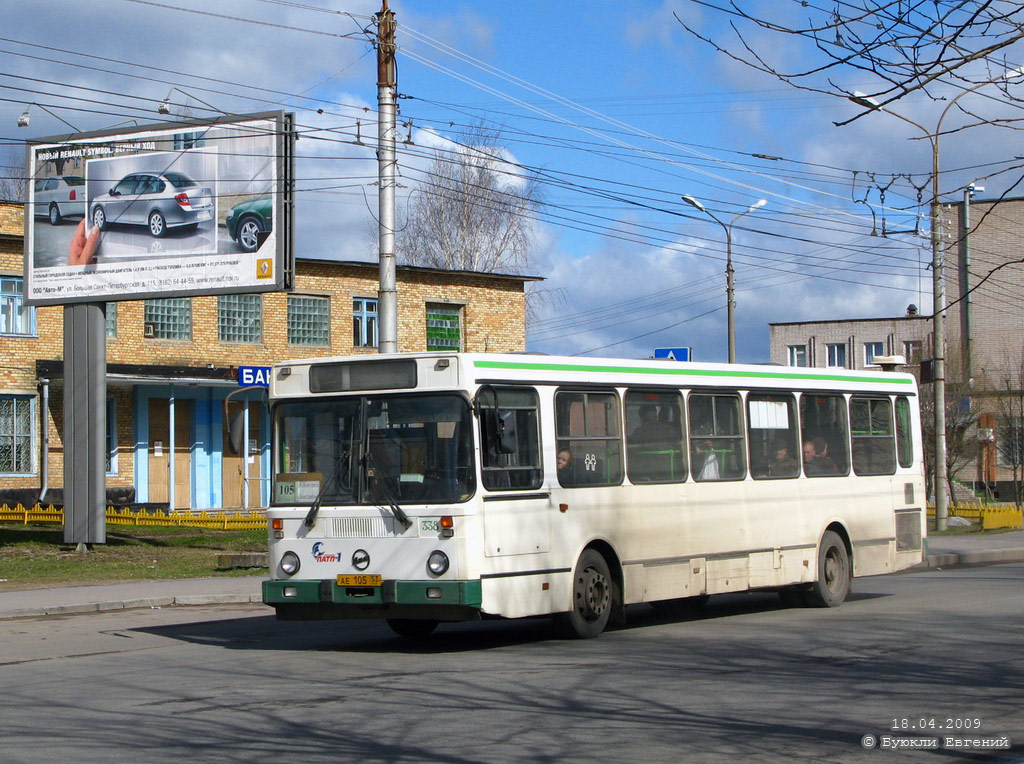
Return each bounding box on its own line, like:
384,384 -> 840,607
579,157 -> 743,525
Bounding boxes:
0,524 -> 267,590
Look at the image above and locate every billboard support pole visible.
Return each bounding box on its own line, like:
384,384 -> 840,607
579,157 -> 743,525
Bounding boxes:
376,0 -> 398,354
63,302 -> 106,546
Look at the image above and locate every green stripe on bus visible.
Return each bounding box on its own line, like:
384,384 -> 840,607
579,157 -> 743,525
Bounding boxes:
473,360 -> 914,385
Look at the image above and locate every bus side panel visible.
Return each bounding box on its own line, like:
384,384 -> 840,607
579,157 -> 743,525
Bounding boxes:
480,570 -> 566,619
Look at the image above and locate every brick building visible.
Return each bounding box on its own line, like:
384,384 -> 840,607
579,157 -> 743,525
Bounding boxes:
769,306 -> 930,371
0,201 -> 538,510
769,195 -> 1024,492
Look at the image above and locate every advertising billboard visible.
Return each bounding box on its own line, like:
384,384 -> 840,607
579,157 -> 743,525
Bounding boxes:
24,111 -> 294,305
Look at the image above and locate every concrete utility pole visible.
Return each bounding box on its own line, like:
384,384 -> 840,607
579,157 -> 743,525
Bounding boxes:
375,0 -> 398,354
849,72 -> 1023,529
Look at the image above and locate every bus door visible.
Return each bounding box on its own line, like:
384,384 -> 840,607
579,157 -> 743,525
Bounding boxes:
477,386 -> 549,557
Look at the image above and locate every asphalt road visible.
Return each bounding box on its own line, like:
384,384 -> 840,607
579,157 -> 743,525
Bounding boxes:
2,565 -> 1023,764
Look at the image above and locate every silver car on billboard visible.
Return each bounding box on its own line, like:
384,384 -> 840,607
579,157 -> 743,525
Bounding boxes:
34,175 -> 86,225
90,171 -> 214,237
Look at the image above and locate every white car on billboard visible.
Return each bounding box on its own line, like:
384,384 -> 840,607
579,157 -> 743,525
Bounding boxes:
34,175 -> 86,225
90,171 -> 214,237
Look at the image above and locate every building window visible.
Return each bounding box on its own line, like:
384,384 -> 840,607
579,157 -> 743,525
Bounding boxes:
426,304 -> 462,351
144,298 -> 192,340
787,344 -> 807,367
997,416 -> 1024,469
903,340 -> 922,364
826,343 -> 847,368
218,294 -> 263,343
353,297 -> 378,348
288,295 -> 330,346
106,397 -> 117,475
864,341 -> 885,366
0,395 -> 32,474
1,277 -> 35,336
105,302 -> 117,338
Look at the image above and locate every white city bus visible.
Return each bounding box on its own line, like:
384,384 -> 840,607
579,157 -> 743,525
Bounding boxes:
263,352 -> 926,638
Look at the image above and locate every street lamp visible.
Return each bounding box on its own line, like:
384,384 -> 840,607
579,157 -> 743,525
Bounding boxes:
16,103 -> 81,132
681,195 -> 767,363
848,68 -> 1024,531
158,87 -> 223,116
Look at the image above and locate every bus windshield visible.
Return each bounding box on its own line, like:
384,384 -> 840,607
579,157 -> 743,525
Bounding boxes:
273,393 -> 475,506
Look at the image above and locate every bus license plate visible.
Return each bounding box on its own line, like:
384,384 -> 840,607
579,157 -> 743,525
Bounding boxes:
337,574 -> 381,587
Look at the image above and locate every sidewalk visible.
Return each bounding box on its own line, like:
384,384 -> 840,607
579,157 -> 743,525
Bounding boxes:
1,531 -> 1023,620
0,576 -> 265,620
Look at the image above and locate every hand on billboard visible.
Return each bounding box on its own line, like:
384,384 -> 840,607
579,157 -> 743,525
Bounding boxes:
69,219 -> 100,266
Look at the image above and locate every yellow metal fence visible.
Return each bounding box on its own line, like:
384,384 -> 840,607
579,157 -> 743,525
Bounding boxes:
0,503 -> 268,530
926,502 -> 1023,530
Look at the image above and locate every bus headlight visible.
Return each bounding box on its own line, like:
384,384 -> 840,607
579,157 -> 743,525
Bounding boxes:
280,551 -> 301,576
427,550 -> 449,576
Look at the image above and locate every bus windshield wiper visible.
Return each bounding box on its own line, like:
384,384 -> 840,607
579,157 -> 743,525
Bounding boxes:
363,451 -> 412,530
303,471 -> 335,528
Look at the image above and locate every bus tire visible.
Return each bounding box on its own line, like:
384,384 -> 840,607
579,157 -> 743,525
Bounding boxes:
554,549 -> 614,639
804,531 -> 851,608
386,618 -> 438,638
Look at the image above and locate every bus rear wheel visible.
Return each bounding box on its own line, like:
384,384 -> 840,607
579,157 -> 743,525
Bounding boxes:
804,530 -> 851,607
554,549 -> 615,639
386,618 -> 438,638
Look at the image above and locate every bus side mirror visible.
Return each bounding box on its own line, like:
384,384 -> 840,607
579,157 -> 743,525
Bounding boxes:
483,409 -> 518,455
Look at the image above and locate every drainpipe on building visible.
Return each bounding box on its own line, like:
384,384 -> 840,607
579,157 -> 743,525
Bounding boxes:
38,378 -> 49,505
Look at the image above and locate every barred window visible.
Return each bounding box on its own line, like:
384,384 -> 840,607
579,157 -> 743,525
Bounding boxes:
219,294 -> 263,343
426,304 -> 461,351
288,295 -> 330,346
0,395 -> 32,474
144,298 -> 192,340
1,277 -> 35,336
353,297 -> 378,348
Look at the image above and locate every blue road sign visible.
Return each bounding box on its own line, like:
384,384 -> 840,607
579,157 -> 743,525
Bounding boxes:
654,347 -> 692,361
238,366 -> 272,387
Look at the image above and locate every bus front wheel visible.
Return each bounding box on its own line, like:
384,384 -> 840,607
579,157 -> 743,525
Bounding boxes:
804,531 -> 851,607
387,618 -> 438,638
554,549 -> 615,639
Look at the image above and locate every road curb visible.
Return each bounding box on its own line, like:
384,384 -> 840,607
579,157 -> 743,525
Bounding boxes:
916,548 -> 1024,570
0,593 -> 265,621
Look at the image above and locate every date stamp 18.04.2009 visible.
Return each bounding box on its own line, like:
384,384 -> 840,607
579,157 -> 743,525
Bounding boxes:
860,719 -> 1010,752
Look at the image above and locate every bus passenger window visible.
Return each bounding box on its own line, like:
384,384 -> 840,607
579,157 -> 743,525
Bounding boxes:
799,394 -> 850,476
688,393 -> 745,481
479,387 -> 542,491
895,396 -> 913,468
850,397 -> 896,475
625,390 -> 687,483
747,393 -> 799,479
555,391 -> 623,487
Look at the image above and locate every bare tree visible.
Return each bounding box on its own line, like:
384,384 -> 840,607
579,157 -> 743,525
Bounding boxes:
0,144 -> 26,202
995,347 -> 1024,507
400,127 -> 540,274
678,1 -> 1024,119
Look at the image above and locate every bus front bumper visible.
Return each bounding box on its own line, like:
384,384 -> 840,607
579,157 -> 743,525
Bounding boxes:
263,578 -> 483,621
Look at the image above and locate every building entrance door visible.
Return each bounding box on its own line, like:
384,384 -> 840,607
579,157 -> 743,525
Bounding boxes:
222,400 -> 263,509
148,399 -> 192,509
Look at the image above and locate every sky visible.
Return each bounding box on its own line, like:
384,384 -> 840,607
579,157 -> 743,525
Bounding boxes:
3,0 -> 1023,362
